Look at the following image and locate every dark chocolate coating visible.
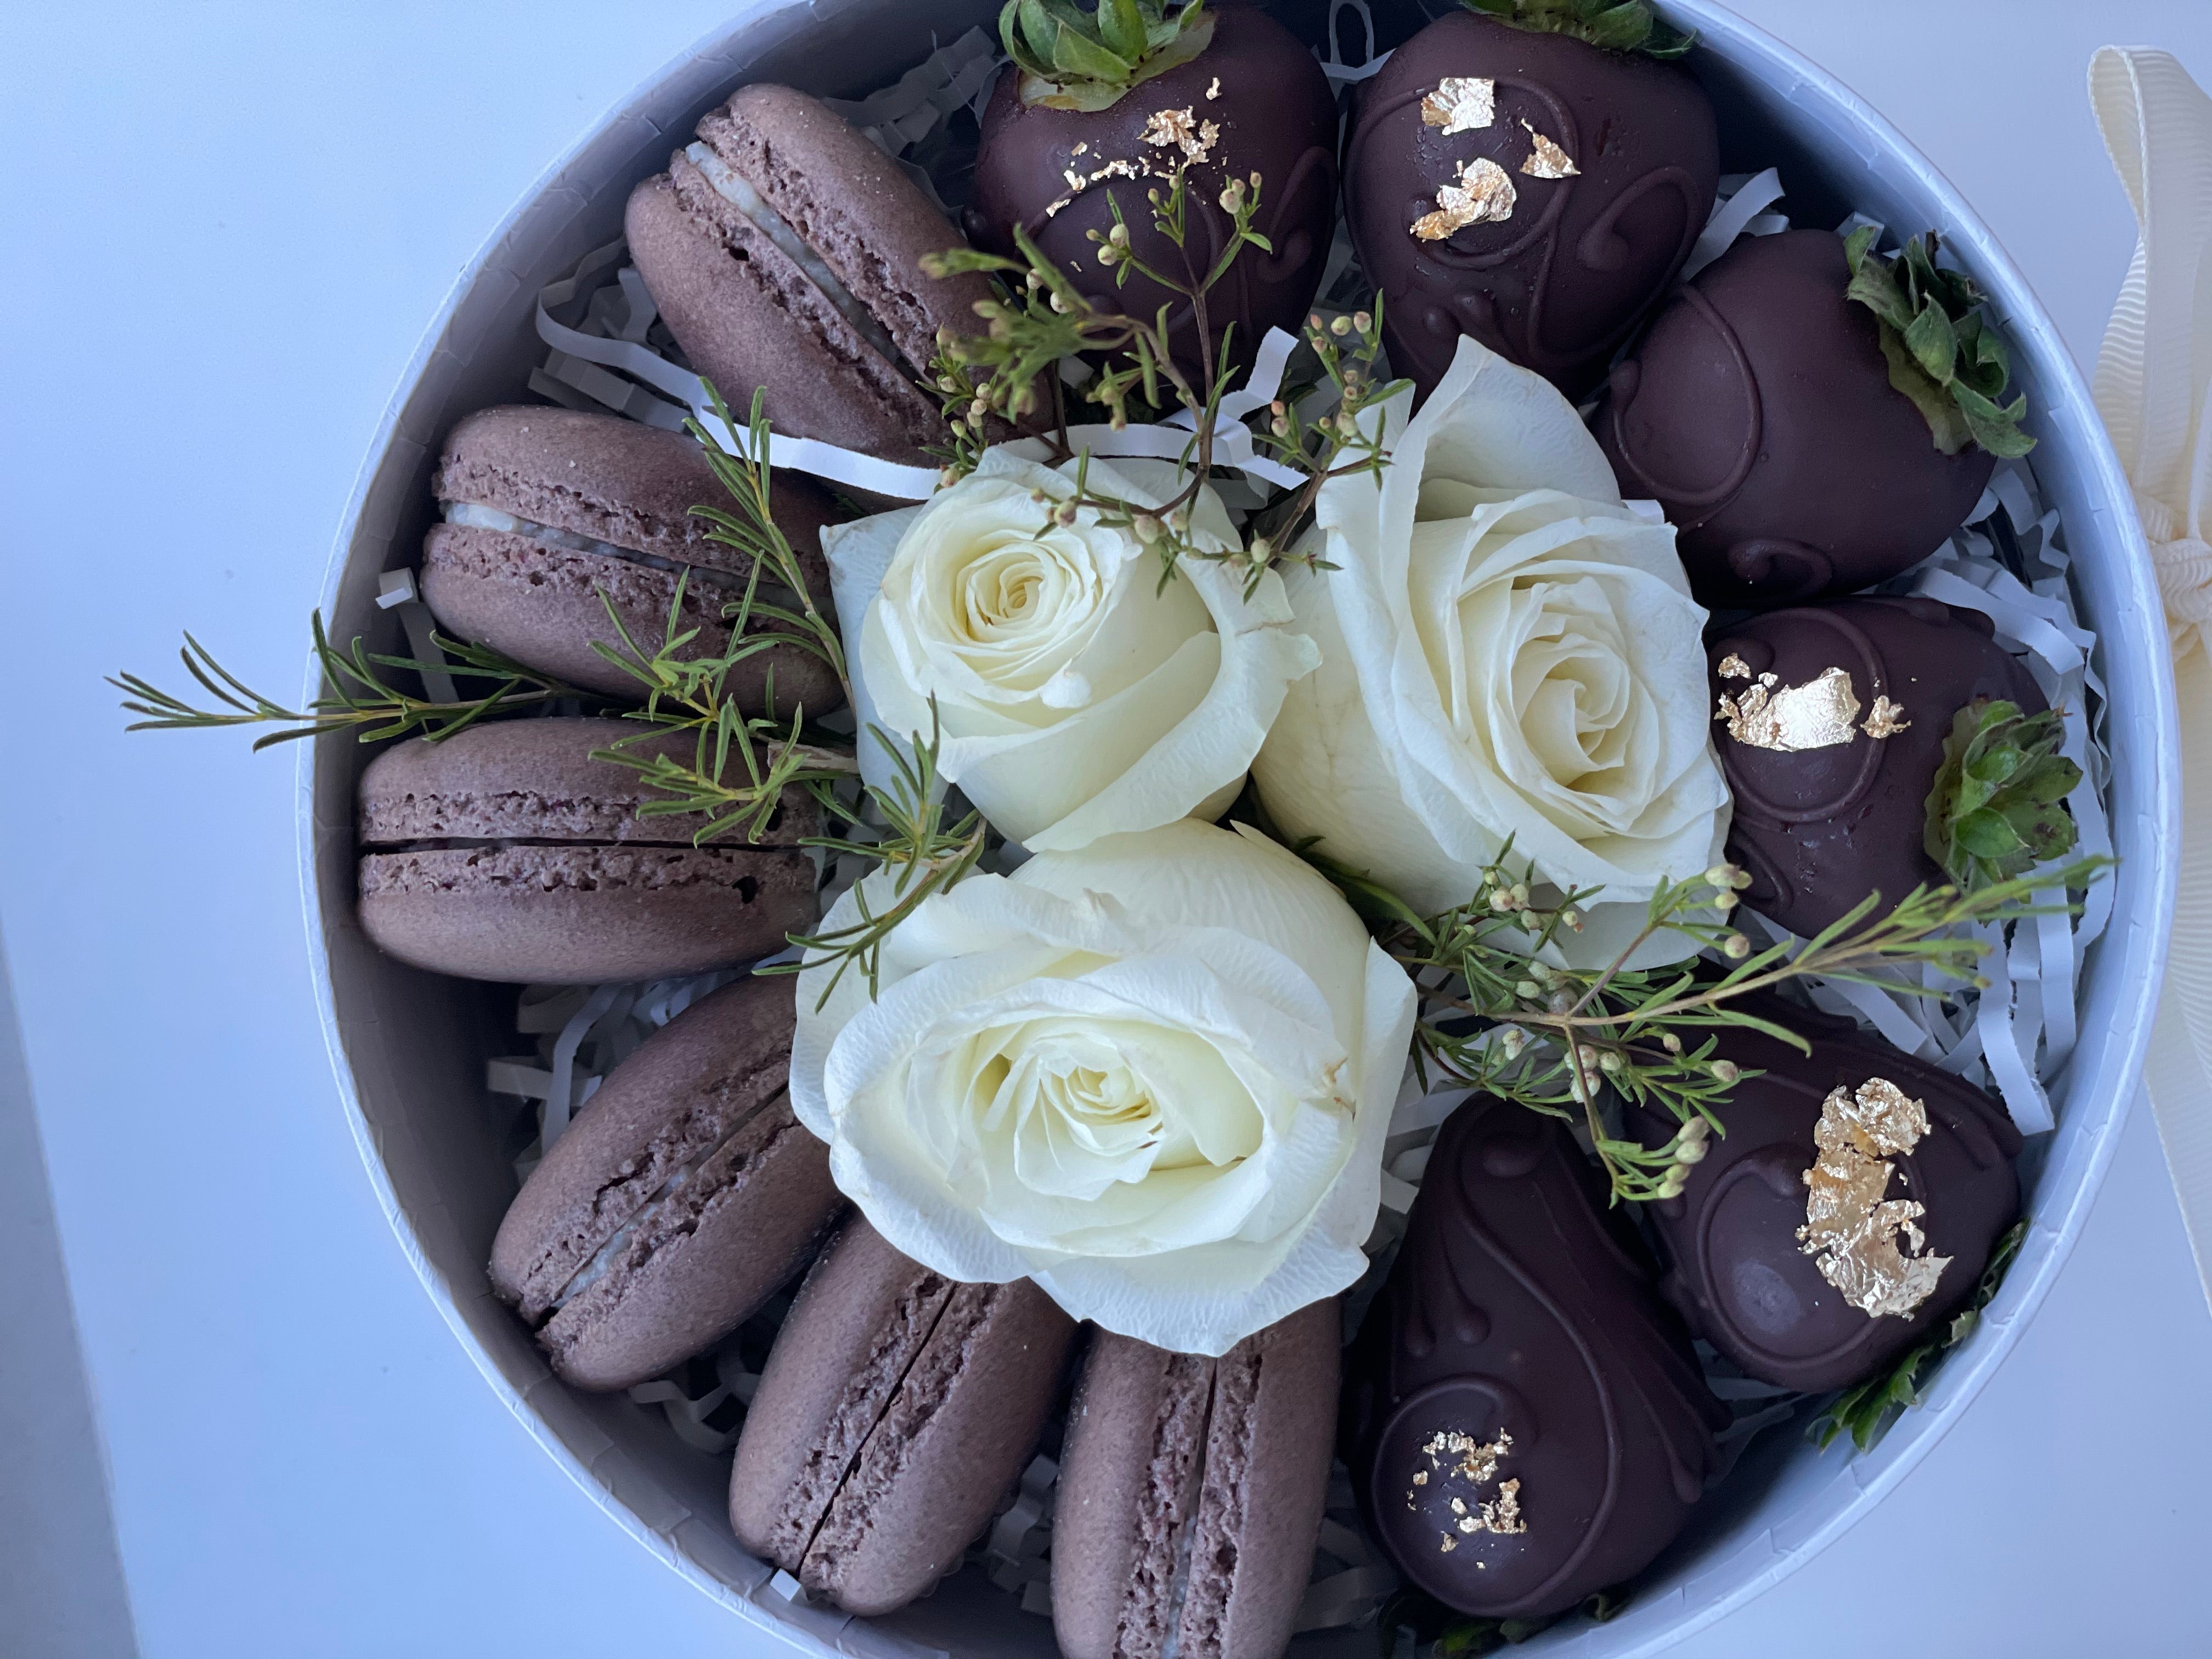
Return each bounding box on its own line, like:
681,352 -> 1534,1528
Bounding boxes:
1709,596 -> 2046,939
965,1 -> 1338,385
1343,11 -> 1716,403
1343,1096 -> 1724,1620
1626,1022 -> 2022,1393
1599,229 -> 1997,606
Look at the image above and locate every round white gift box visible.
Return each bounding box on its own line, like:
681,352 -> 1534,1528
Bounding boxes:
302,3 -> 2179,1653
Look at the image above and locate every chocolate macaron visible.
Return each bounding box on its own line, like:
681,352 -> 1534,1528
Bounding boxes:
626,84 -> 996,461
356,716 -> 817,983
425,405 -> 844,711
729,1218 -> 1077,1617
1053,1302 -> 1340,1659
490,974 -> 842,1391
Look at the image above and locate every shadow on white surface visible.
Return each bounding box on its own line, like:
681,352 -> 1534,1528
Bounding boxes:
0,920 -> 139,1659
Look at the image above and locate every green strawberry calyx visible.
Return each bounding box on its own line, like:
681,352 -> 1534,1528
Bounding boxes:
1923,697 -> 2080,891
1001,0 -> 1216,112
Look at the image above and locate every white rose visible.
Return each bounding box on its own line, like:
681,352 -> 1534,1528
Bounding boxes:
1252,338 -> 1730,964
789,819 -> 1417,1355
823,450 -> 1320,851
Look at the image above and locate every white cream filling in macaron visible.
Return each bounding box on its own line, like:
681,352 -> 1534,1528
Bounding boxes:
443,500 -> 640,563
681,140 -> 915,377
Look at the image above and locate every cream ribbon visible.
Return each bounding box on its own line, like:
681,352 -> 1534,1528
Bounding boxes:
2092,47 -> 2212,1310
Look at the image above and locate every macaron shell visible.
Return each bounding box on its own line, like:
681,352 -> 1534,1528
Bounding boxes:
1180,1300 -> 1340,1659
1053,1340 -> 1214,1659
1054,1303 -> 1340,1659
729,1220 -> 1077,1617
536,1095 -> 838,1390
700,84 -> 996,376
356,718 -> 817,847
433,404 -> 840,584
627,169 -> 944,461
490,974 -> 804,1319
731,1220 -> 958,1569
802,1275 -> 1074,1615
420,523 -> 844,712
358,843 -> 814,984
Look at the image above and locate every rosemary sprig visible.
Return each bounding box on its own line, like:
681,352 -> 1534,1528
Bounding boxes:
922,167 -> 1407,597
769,704 -> 990,1007
112,613 -> 592,749
1304,843 -> 2114,1204
581,383 -> 863,844
686,382 -> 853,704
1809,1218 -> 2029,1452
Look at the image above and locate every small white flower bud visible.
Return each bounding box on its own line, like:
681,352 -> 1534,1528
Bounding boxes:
1710,1059 -> 1741,1085
1723,932 -> 1751,960
1661,1031 -> 1683,1055
1330,314 -> 1352,337
1513,980 -> 1539,1002
1353,310 -> 1373,333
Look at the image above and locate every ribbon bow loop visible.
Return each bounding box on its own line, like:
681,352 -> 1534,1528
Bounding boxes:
2094,46 -> 2212,1310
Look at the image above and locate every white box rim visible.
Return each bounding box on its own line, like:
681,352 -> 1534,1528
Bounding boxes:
293,3 -> 2181,1652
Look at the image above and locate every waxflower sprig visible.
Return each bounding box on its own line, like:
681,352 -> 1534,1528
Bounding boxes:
1302,840 -> 2114,1203
921,163 -> 1409,595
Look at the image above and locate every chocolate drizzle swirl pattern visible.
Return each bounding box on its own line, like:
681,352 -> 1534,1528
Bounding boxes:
1599,229 -> 1997,606
1343,1097 -> 1725,1619
1343,11 -> 1717,402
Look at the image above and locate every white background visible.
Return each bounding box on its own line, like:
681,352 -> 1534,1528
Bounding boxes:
4,3 -> 2211,1655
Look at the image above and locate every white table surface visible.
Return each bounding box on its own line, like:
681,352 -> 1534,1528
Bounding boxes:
4,3 -> 2210,1655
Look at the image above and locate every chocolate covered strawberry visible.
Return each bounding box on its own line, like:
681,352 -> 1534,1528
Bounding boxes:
1342,0 -> 1716,402
1708,596 -> 2079,938
1600,228 -> 2032,606
964,0 -> 1338,384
